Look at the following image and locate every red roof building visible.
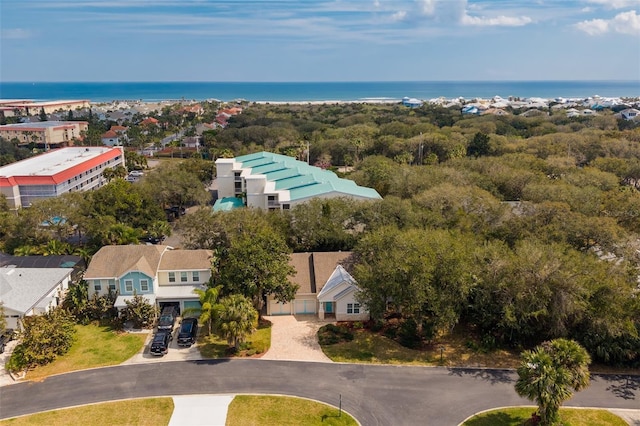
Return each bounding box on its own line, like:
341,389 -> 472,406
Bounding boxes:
0,147 -> 125,209
140,117 -> 159,126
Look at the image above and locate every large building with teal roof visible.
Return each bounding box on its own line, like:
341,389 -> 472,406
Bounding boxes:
215,152 -> 381,210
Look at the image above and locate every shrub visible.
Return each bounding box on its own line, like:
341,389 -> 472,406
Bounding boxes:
369,320 -> 384,332
7,309 -> 76,372
383,326 -> 397,339
318,324 -> 353,345
121,294 -> 157,328
398,318 -> 421,349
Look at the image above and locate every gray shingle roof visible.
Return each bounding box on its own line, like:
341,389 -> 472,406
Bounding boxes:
0,268 -> 72,313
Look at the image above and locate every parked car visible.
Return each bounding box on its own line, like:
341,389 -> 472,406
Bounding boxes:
129,170 -> 144,177
177,318 -> 198,347
149,331 -> 171,356
165,206 -> 186,221
157,306 -> 178,331
140,234 -> 166,245
0,329 -> 15,354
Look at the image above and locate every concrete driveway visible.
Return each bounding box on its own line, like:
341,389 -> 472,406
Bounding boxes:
261,315 -> 332,363
122,327 -> 203,365
0,339 -> 19,386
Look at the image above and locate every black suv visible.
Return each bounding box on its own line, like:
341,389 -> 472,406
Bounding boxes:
149,331 -> 171,356
0,329 -> 15,354
177,318 -> 198,347
157,306 -> 178,331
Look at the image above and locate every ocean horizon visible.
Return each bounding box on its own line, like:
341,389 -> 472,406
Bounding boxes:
1,81 -> 639,103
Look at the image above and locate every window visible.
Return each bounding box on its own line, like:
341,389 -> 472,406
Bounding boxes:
347,303 -> 360,314
125,280 -> 133,293
192,271 -> 200,282
140,279 -> 149,292
168,272 -> 176,283
282,204 -> 290,210
181,272 -> 188,282
109,282 -> 116,292
94,282 -> 102,292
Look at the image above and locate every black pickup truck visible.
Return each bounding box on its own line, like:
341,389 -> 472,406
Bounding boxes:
0,329 -> 15,354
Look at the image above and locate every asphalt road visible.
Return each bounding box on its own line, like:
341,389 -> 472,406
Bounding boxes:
0,360 -> 637,425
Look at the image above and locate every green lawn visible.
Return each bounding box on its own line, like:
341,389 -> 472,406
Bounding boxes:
0,398 -> 174,426
462,407 -> 628,426
226,395 -> 358,426
198,320 -> 271,358
320,327 -> 520,367
25,324 -> 147,381
0,395 -> 357,426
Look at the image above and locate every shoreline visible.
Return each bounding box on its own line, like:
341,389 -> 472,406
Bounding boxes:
2,81 -> 638,104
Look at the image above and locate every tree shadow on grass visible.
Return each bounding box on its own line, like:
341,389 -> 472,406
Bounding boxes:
448,367 -> 515,385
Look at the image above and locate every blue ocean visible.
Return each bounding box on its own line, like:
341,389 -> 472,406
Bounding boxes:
0,81 -> 638,103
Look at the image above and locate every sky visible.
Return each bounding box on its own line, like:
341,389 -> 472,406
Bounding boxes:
1,0 -> 639,82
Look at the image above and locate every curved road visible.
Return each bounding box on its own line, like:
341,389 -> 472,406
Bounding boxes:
0,360 -> 638,425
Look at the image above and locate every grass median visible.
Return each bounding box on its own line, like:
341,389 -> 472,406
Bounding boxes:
0,398 -> 174,426
462,407 -> 627,425
0,395 -> 357,426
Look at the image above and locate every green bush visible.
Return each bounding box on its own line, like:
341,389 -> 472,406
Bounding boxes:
318,324 -> 354,345
398,318 -> 421,349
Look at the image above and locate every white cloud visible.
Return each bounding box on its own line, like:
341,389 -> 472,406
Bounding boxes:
419,0 -> 437,16
575,18 -> 609,34
1,28 -> 32,39
586,0 -> 640,9
391,10 -> 408,22
611,9 -> 640,34
461,14 -> 533,27
575,10 -> 640,35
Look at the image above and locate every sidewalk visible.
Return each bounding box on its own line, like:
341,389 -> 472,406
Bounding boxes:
169,395 -> 234,426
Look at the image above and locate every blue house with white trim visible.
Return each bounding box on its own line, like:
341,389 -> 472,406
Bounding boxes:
84,245 -> 212,314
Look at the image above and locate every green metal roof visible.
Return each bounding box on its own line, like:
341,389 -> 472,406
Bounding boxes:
234,152 -> 381,201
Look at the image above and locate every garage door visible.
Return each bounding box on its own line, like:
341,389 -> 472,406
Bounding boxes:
294,300 -> 316,314
183,301 -> 201,314
269,300 -> 290,315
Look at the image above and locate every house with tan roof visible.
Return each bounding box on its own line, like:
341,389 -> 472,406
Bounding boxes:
267,252 -> 368,321
84,245 -> 212,314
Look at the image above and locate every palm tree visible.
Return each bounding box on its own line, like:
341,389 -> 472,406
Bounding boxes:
215,294 -> 258,351
63,281 -> 89,317
13,245 -> 38,256
515,338 -> 591,425
183,286 -> 222,336
40,239 -> 72,256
